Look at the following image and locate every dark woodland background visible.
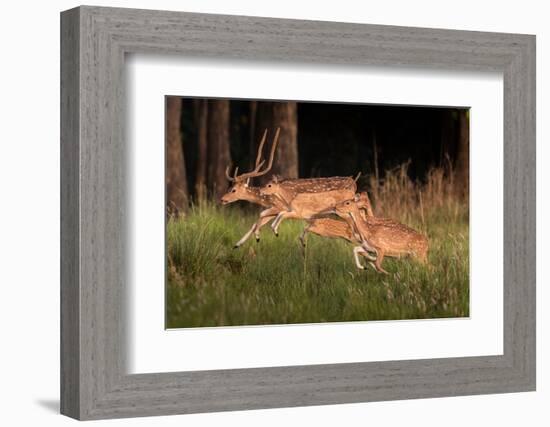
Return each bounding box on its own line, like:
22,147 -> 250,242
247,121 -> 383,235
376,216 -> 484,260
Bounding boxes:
166,97 -> 469,213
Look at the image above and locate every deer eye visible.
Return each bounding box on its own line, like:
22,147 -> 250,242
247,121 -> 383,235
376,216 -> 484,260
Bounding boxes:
346,201 -> 350,205
231,189 -> 236,193
267,184 -> 272,188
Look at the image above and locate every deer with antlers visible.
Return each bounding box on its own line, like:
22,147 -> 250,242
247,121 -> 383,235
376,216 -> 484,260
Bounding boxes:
220,128 -> 282,247
220,128 -> 367,249
326,194 -> 429,272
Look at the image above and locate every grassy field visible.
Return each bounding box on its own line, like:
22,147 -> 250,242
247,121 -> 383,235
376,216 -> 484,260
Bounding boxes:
166,166 -> 469,328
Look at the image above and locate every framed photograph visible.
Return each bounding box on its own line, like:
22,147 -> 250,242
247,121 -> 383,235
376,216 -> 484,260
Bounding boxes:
61,6 -> 535,420
164,98 -> 469,330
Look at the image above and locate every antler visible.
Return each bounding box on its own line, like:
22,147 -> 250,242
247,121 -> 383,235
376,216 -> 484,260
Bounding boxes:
261,127 -> 280,175
225,165 -> 235,182
235,127 -> 280,182
254,129 -> 268,168
224,128 -> 280,183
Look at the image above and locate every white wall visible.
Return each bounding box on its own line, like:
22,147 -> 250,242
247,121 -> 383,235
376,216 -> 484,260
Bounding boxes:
0,0 -> 546,425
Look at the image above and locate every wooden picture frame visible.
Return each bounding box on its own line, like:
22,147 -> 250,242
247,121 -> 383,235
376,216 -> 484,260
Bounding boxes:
60,5 -> 536,420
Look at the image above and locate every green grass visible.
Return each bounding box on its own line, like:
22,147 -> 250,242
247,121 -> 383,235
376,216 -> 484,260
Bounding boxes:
166,201 -> 469,328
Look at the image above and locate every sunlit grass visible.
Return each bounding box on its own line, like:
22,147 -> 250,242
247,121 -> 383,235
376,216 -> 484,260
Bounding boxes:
166,199 -> 469,328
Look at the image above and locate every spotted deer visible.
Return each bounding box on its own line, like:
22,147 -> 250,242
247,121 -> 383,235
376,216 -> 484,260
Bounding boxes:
330,195 -> 429,272
259,174 -> 358,235
302,192 -> 380,268
221,129 -> 362,248
220,128 -> 282,247
300,192 -> 374,245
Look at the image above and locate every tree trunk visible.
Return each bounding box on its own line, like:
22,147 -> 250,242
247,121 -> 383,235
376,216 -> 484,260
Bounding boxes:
254,101 -> 298,184
166,97 -> 188,215
455,109 -> 470,198
195,99 -> 209,201
206,99 -> 231,199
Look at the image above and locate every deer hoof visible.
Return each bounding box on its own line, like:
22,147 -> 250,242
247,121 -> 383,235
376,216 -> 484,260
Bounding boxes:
256,237 -> 260,243
233,245 -> 239,249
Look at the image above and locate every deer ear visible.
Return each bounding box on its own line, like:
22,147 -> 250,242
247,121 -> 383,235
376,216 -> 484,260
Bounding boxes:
354,194 -> 360,202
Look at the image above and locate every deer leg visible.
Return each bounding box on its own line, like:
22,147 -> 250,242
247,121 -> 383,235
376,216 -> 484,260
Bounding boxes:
270,210 -> 302,236
298,224 -> 313,258
355,237 -> 379,271
256,207 -> 281,239
273,211 -> 301,235
234,208 -> 278,248
354,247 -> 379,271
234,223 -> 258,249
353,246 -> 367,270
373,248 -> 389,274
360,249 -> 378,272
299,224 -> 311,247
270,212 -> 282,236
270,212 -> 286,236
358,248 -> 377,262
253,214 -> 277,242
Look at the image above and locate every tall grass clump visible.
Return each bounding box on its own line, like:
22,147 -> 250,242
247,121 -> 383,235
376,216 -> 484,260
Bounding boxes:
368,161 -> 467,230
166,164 -> 469,328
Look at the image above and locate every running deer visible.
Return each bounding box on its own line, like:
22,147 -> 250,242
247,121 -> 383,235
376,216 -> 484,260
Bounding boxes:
220,128 -> 282,247
302,192 -> 379,268
259,175 -> 358,235
221,129 -> 365,248
330,195 -> 429,272
300,192 -> 374,245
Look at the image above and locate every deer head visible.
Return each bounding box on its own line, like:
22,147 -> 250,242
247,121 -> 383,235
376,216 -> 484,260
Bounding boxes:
312,192 -> 370,218
355,192 -> 374,217
220,128 -> 280,205
333,194 -> 363,220
258,175 -> 284,197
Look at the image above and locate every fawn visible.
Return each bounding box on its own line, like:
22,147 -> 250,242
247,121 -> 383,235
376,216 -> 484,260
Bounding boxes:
259,175 -> 358,235
331,195 -> 429,272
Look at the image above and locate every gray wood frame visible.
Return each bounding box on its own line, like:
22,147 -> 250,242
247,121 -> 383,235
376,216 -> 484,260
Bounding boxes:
60,5 -> 536,420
